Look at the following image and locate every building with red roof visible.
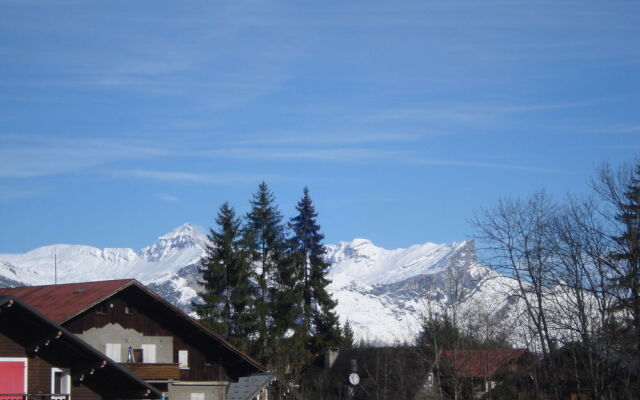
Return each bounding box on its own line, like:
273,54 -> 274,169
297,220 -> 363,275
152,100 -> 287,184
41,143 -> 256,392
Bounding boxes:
0,280 -> 266,400
441,349 -> 530,379
0,295 -> 162,400
437,349 -> 533,398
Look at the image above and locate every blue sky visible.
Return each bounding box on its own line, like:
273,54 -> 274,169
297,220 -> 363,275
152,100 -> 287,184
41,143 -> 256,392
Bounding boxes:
1,0 -> 638,253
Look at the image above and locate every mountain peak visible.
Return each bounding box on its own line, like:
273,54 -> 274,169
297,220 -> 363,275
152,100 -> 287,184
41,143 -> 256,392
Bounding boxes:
348,238 -> 374,247
160,223 -> 197,239
139,223 -> 207,262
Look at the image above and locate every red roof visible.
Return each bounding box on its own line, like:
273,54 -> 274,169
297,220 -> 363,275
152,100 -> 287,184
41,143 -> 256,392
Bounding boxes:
0,295 -> 163,399
0,279 -> 136,323
441,349 -> 529,378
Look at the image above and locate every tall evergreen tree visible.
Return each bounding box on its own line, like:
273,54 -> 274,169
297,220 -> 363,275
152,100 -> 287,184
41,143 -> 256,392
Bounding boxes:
342,320 -> 355,348
289,187 -> 341,352
194,202 -> 253,348
610,164 -> 640,342
244,182 -> 288,361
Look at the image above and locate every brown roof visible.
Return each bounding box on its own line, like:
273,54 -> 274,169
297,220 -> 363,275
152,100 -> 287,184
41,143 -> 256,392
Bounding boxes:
441,349 -> 529,378
0,279 -> 136,323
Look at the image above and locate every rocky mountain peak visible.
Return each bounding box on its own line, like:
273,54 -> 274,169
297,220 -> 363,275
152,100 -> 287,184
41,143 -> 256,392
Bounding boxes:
139,223 -> 207,262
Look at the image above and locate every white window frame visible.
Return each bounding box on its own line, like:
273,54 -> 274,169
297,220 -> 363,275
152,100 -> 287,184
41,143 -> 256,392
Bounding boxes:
105,343 -> 121,362
178,350 -> 189,369
0,357 -> 28,394
51,367 -> 71,400
190,393 -> 204,400
141,344 -> 156,364
425,372 -> 434,389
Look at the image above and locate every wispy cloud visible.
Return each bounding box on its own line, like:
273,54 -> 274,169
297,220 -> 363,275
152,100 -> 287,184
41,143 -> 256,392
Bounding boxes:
202,145 -> 558,173
156,193 -> 179,202
233,132 -> 426,146
202,147 -> 408,163
2,2 -> 296,106
410,158 -> 560,173
360,101 -> 590,125
0,135 -> 171,178
0,185 -> 45,202
586,125 -> 640,135
477,102 -> 591,113
112,169 -> 290,185
1,133 -> 558,184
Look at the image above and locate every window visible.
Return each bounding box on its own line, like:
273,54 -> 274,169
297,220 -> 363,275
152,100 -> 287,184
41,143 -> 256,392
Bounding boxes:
0,358 -> 28,397
178,350 -> 189,369
126,347 -> 144,363
425,372 -> 434,389
95,303 -> 107,314
191,393 -> 204,400
105,343 -> 121,362
51,368 -> 71,400
124,304 -> 132,314
141,344 -> 156,363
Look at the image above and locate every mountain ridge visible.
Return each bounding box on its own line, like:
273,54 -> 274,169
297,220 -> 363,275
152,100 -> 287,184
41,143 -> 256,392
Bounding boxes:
0,223 -> 511,343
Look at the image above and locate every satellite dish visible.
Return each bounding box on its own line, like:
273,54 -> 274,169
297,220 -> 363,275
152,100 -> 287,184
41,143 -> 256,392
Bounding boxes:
349,372 -> 360,386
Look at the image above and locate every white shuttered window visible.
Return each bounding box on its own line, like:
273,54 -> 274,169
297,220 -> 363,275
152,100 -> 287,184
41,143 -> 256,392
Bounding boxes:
105,343 -> 121,362
141,344 -> 156,363
178,350 -> 189,369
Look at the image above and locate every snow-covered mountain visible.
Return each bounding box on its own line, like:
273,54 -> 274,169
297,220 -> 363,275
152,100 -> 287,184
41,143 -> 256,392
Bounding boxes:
0,223 -> 208,305
325,239 -> 520,342
0,224 -> 517,343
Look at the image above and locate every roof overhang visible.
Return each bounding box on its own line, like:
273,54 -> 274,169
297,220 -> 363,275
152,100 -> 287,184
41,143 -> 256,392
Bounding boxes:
0,295 -> 163,399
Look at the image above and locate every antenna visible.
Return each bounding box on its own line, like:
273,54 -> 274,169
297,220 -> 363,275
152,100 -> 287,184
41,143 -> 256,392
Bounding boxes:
54,249 -> 57,285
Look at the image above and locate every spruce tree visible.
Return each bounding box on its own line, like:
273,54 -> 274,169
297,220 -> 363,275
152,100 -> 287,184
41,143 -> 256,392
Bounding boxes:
611,164 -> 640,342
289,187 -> 341,352
244,182 -> 288,361
342,320 -> 355,348
194,202 -> 253,348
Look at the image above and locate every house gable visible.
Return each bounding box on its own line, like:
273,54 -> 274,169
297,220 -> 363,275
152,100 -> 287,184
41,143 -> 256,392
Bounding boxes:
0,280 -> 264,380
0,296 -> 161,400
65,291 -> 235,381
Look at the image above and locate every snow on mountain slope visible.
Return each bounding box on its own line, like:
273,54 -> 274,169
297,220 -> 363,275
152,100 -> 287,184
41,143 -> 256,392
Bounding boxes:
0,224 -> 516,344
326,239 -> 511,343
325,239 -> 472,287
0,223 -> 207,286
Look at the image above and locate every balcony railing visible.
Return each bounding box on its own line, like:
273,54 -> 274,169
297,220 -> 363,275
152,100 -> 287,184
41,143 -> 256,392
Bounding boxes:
120,363 -> 181,380
0,394 -> 70,400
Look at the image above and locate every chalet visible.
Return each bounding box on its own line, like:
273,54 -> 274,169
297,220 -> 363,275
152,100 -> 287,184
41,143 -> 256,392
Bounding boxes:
0,280 -> 267,400
301,346 -> 431,399
438,349 -> 533,398
0,295 -> 162,400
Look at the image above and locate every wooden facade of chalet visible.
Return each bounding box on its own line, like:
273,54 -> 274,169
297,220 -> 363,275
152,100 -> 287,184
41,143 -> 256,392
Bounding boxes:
0,280 -> 264,400
64,295 -> 234,382
0,296 -> 161,400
